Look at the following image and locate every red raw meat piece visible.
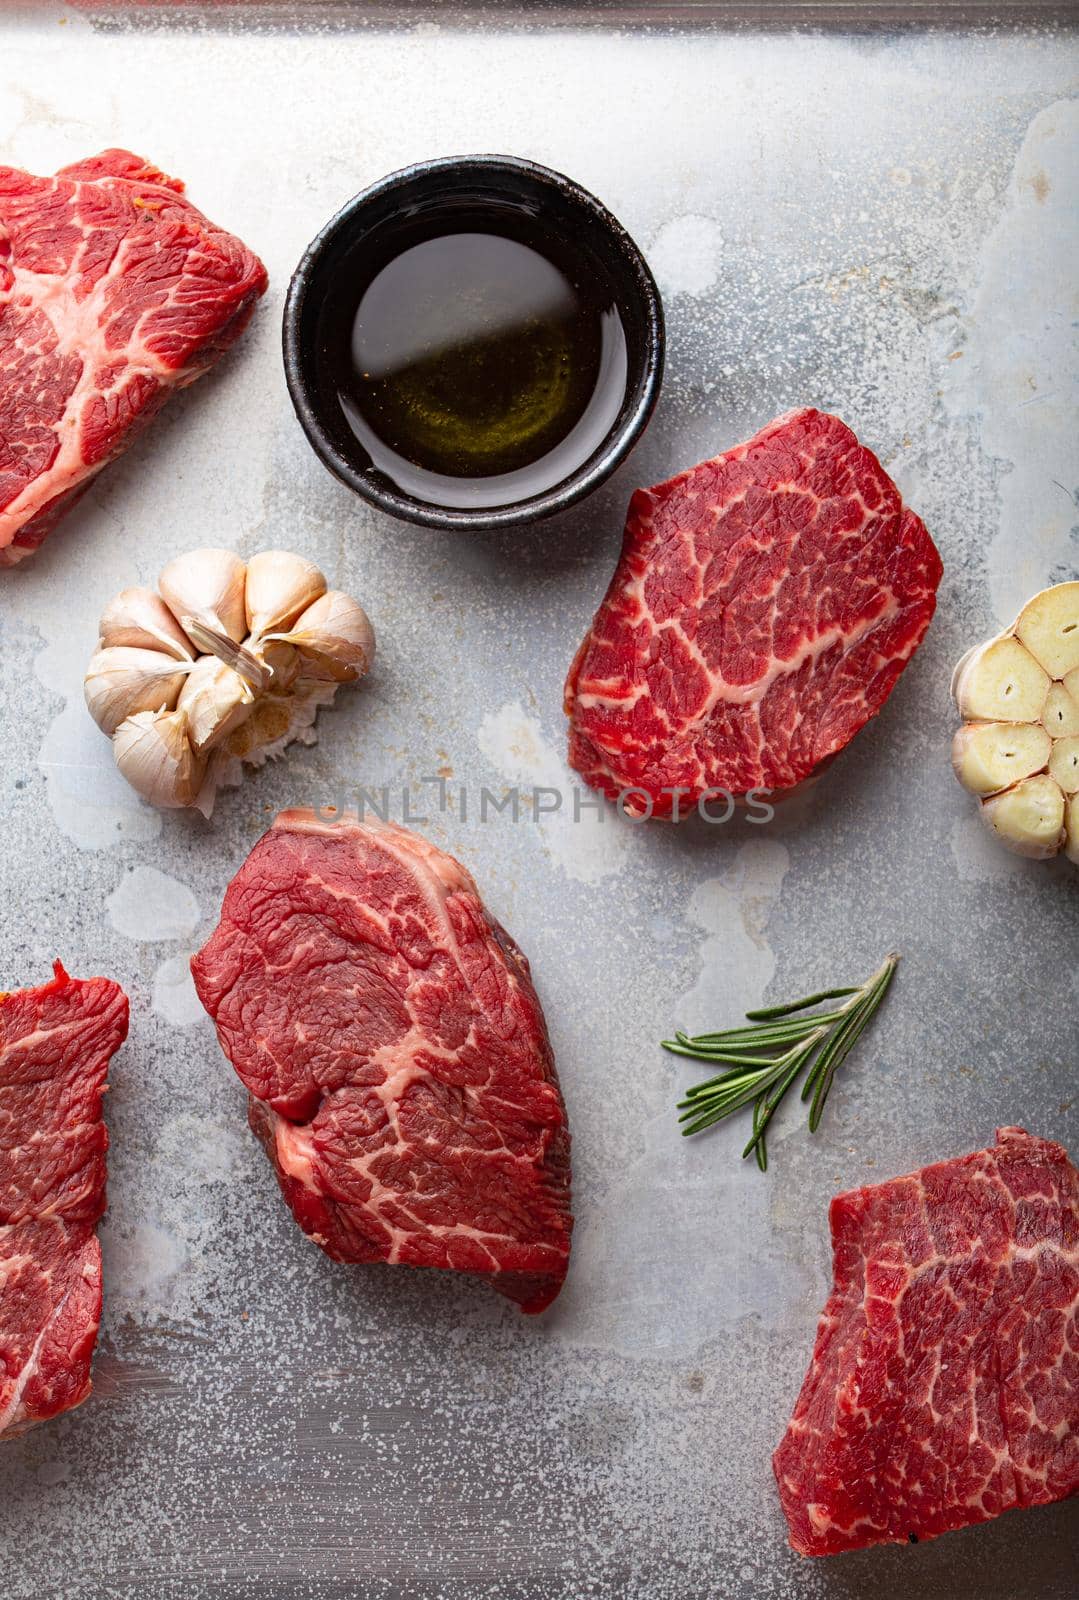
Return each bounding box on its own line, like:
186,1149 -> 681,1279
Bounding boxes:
566,409 -> 943,816
191,811 -> 573,1313
0,962 -> 128,1438
773,1127 -> 1079,1555
0,149 -> 267,564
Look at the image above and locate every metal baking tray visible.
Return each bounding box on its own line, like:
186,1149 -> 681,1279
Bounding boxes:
1,5 -> 1075,1597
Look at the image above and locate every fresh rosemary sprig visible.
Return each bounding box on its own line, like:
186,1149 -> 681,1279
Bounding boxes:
663,953 -> 899,1171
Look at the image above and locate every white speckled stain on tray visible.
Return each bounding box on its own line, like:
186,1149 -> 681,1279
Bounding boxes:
7,523 -> 164,848
553,840 -> 799,1357
477,700 -> 635,883
0,10 -> 1075,1600
942,99 -> 1079,622
647,214 -> 725,300
106,866 -> 200,943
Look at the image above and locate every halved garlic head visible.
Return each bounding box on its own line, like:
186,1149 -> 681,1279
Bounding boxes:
84,646 -> 190,737
952,581 -> 1079,864
88,548 -> 375,813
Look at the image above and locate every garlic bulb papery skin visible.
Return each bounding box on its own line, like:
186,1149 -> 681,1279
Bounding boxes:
113,709 -> 206,808
98,587 -> 195,660
159,548 -> 248,644
176,656 -> 255,754
243,634 -> 299,694
951,581 -> 1079,864
274,591 -> 376,682
84,647 -> 191,738
245,550 -> 327,639
1066,796 -> 1079,866
91,548 -> 376,811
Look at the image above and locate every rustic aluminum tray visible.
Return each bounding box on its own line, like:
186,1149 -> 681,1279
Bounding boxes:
0,5 -> 1076,1598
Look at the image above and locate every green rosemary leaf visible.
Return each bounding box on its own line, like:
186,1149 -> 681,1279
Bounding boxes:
666,953 -> 899,1170
807,958 -> 897,1131
744,986 -> 858,1021
676,1013 -> 847,1047
739,1037 -> 821,1165
800,989 -> 870,1105
666,1044 -> 798,1068
681,1068 -> 765,1098
749,1095 -> 769,1172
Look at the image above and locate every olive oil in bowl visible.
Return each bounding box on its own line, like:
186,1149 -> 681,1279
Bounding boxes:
286,156 -> 665,529
319,213 -> 627,511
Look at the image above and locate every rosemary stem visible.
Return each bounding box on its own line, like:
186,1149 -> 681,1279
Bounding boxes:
667,952 -> 899,1168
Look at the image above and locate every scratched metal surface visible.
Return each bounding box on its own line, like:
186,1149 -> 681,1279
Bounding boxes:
0,5 -> 1077,1598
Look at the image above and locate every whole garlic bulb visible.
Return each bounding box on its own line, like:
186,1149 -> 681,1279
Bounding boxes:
88,548 -> 376,814
951,580 -> 1079,863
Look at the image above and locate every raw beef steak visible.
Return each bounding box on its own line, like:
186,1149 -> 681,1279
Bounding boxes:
0,962 -> 128,1439
0,149 -> 267,565
191,811 -> 573,1312
773,1127 -> 1079,1556
565,409 -> 943,817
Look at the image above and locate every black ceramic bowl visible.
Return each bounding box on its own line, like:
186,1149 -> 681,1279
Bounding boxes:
282,154 -> 664,531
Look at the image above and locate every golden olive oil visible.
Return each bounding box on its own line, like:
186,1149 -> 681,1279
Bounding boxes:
318,206 -> 628,510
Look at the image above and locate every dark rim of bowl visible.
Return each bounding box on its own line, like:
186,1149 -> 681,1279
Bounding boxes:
282,153 -> 665,531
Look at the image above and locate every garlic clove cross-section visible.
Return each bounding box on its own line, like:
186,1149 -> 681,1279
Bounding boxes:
87,548 -> 376,813
1043,681 -> 1079,738
951,581 -> 1079,865
981,774 -> 1065,859
1014,580 -> 1079,679
952,636 -> 1050,723
951,721 -> 1051,798
1048,736 -> 1079,795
